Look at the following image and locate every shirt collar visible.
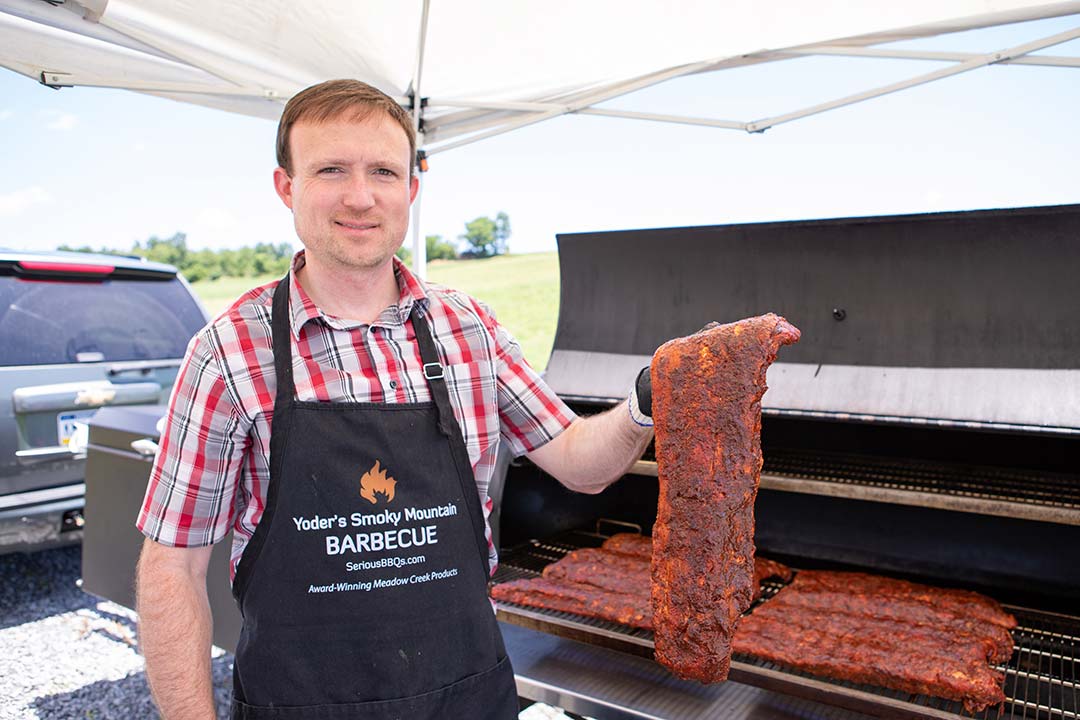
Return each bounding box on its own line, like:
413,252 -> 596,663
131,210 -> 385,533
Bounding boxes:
287,251 -> 430,339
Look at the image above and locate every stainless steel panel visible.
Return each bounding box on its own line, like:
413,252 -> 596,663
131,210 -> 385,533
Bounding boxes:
502,623 -> 875,720
81,408 -> 241,653
546,351 -> 1080,433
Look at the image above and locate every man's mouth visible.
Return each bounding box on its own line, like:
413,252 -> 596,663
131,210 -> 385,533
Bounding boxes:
335,220 -> 379,231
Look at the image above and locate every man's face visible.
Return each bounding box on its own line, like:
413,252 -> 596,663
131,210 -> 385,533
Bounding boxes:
273,113 -> 418,272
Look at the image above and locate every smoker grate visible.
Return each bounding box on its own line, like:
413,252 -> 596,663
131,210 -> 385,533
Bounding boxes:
493,532 -> 1080,720
762,449 -> 1080,512
629,447 -> 1080,525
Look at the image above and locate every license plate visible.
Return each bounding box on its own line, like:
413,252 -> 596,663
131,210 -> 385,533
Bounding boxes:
57,410 -> 96,446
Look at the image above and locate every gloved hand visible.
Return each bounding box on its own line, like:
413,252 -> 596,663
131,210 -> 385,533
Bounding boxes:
631,322 -> 720,424
634,366 -> 653,419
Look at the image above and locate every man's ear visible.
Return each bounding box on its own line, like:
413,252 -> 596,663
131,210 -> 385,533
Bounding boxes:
273,166 -> 294,210
409,174 -> 420,203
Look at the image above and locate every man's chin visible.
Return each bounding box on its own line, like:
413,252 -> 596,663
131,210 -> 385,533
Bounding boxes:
331,251 -> 398,273
297,235 -> 402,273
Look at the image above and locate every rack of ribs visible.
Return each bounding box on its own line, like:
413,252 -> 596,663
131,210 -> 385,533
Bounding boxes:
650,314 -> 801,682
539,541 -> 793,599
753,557 -> 793,597
733,600 -> 1008,712
491,540 -> 793,631
791,570 -> 1016,629
542,547 -> 651,597
493,546 -> 1012,711
770,571 -> 1015,663
491,576 -> 653,629
591,534 -> 791,601
600,533 -> 653,560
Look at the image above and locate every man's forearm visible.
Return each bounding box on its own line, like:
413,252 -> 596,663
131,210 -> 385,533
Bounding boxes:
137,541 -> 216,720
527,404 -> 654,494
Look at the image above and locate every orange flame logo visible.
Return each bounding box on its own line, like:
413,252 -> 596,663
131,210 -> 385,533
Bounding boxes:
359,460 -> 396,505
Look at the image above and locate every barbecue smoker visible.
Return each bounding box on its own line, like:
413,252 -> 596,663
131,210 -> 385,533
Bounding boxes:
491,204 -> 1080,720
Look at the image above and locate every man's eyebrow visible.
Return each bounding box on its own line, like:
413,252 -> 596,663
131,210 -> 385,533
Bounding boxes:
305,157 -> 408,170
370,157 -> 409,170
307,157 -> 352,167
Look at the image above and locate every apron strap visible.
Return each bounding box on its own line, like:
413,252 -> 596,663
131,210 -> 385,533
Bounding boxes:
411,306 -> 460,440
270,275 -> 296,408
411,306 -> 492,576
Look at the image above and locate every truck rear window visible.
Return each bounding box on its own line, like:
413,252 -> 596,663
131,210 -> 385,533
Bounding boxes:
0,276 -> 207,366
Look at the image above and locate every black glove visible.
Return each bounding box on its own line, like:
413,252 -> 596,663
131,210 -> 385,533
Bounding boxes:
634,367 -> 653,419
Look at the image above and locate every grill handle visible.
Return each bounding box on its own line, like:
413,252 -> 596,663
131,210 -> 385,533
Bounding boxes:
596,518 -> 643,538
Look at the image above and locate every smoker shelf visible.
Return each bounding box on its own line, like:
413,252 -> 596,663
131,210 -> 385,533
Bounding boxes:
493,533 -> 1080,720
628,450 -> 1080,526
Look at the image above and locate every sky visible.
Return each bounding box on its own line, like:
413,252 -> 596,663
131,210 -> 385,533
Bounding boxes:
1,14 -> 1078,258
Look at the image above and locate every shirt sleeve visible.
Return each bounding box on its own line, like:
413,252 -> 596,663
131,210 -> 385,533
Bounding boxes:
136,330 -> 249,547
470,298 -> 576,456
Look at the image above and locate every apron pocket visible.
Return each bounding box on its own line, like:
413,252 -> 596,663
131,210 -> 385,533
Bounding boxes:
231,654 -> 517,720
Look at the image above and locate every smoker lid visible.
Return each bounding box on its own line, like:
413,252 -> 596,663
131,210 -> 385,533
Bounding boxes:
547,203 -> 1080,434
87,403 -> 167,439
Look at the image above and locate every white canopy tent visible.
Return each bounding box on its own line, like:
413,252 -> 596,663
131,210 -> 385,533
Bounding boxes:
2,0 -> 1078,275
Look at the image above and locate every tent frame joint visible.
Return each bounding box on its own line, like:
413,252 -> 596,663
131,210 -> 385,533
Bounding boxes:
407,92 -> 429,113
39,71 -> 71,90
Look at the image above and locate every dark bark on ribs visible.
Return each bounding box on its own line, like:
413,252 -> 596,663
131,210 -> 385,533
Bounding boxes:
587,535 -> 792,601
650,314 -> 800,683
494,547 -> 793,630
734,602 -> 1007,712
490,577 -> 652,629
792,570 -> 1016,629
753,557 -> 794,594
600,533 -> 653,560
773,573 -> 1014,663
542,548 -> 651,597
543,545 -> 792,600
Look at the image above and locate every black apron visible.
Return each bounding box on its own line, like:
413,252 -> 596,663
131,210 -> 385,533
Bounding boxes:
230,277 -> 518,719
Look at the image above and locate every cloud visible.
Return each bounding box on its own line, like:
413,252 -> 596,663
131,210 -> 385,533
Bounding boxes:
0,186 -> 51,218
41,110 -> 78,130
0,110 -> 12,121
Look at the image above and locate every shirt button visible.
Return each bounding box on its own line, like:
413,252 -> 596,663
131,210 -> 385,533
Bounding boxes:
389,380 -> 398,389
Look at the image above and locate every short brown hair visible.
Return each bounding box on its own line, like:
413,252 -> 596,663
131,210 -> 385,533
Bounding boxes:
276,79 -> 416,177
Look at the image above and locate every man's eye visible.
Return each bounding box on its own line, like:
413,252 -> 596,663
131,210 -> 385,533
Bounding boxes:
318,167 -> 343,174
374,168 -> 396,177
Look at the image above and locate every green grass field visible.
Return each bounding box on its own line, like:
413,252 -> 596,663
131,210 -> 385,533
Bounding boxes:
190,252 -> 561,369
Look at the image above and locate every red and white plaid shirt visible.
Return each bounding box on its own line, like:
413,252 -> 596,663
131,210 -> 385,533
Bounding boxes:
137,252 -> 575,580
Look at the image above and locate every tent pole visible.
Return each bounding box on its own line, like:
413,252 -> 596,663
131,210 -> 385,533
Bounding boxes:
749,24 -> 1080,132
409,171 -> 425,279
423,56 -> 737,154
409,0 -> 431,279
425,20 -> 1080,154
782,45 -> 1080,68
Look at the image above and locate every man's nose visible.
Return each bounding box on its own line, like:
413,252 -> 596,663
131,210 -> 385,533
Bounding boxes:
342,176 -> 376,209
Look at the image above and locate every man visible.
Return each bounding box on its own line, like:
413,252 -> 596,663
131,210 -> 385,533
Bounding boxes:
136,79 -> 655,720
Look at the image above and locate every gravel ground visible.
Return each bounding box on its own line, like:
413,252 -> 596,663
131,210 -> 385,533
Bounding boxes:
0,546 -> 586,720
0,546 -> 231,719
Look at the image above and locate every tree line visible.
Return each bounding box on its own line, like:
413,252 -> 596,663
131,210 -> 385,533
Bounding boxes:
59,211 -> 512,282
60,233 -> 293,283
398,211 -> 512,264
